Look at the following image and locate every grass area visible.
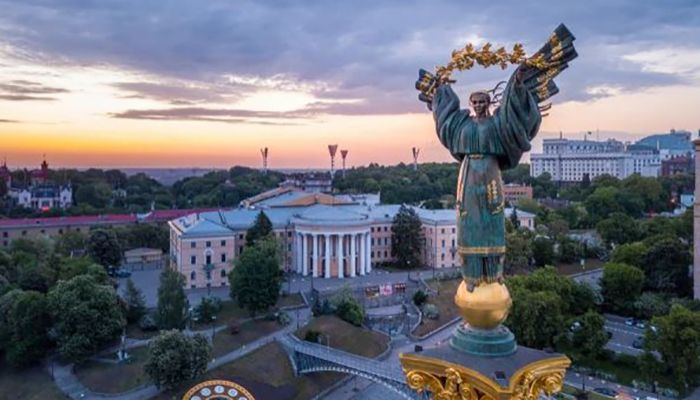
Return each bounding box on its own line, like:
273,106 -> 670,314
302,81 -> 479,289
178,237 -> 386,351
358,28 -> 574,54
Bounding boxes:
74,346 -> 150,394
0,361 -> 68,400
192,294 -> 304,330
413,278 -> 461,337
154,316 -> 388,400
151,342 -> 340,400
212,319 -> 283,358
556,258 -> 604,276
126,323 -> 159,340
295,315 -> 390,358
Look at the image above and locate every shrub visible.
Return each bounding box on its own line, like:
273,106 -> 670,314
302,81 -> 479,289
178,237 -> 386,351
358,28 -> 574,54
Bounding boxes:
304,330 -> 320,343
277,311 -> 291,326
413,290 -> 428,307
422,303 -> 439,320
336,299 -> 364,326
139,314 -> 158,331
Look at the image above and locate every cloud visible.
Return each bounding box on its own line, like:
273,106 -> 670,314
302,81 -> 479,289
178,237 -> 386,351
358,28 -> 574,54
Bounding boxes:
0,0 -> 698,112
0,118 -> 18,123
0,79 -> 69,101
110,106 -> 304,125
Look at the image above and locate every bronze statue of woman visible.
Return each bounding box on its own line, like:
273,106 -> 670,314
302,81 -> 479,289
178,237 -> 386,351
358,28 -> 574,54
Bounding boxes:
416,24 -> 577,294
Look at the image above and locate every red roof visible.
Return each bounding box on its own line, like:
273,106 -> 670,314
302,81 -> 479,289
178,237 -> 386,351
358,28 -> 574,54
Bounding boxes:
142,208 -> 219,222
0,214 -> 137,228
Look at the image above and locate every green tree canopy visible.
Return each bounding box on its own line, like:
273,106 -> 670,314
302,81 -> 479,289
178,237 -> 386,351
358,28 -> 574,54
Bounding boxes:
506,288 -> 564,349
643,236 -> 691,296
572,310 -> 608,360
156,269 -> 189,330
87,229 -> 122,268
0,289 -> 52,367
596,212 -> 641,246
144,330 -> 211,390
124,278 -> 146,324
391,205 -> 424,269
47,275 -> 125,362
54,231 -> 88,257
601,263 -> 644,315
245,211 -> 273,246
505,228 -> 533,274
532,237 -> 555,267
229,236 -> 283,316
647,305 -> 700,390
611,242 -> 646,268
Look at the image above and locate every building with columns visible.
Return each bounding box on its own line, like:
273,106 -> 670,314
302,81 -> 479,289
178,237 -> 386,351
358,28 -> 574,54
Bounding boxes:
168,189 -> 535,289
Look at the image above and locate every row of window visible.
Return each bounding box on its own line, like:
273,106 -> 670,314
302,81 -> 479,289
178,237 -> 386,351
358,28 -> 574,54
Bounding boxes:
2,227 -> 80,238
190,269 -> 227,281
190,254 -> 228,265
370,226 -> 389,232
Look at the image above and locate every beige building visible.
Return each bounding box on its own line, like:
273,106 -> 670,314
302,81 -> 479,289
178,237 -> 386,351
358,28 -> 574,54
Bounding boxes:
169,189 -> 535,289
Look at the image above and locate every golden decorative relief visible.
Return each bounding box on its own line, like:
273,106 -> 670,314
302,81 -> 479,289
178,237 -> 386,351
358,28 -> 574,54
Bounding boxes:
400,353 -> 570,400
434,42 -> 547,83
457,246 -> 506,255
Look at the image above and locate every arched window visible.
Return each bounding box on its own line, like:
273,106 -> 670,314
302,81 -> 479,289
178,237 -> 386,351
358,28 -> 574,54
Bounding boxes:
190,271 -> 196,281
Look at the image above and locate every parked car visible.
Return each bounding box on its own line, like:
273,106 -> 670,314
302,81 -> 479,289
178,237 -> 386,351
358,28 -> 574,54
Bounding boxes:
625,318 -> 635,327
634,320 -> 646,329
593,387 -> 618,398
632,336 -> 645,349
570,321 -> 581,332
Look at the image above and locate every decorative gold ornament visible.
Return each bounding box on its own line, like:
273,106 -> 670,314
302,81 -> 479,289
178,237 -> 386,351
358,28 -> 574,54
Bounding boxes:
435,43 -> 547,83
182,379 -> 256,400
400,354 -> 570,400
454,280 -> 511,329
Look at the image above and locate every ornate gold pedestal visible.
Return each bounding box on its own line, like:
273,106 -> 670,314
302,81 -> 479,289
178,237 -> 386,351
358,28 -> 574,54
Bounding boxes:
400,350 -> 570,400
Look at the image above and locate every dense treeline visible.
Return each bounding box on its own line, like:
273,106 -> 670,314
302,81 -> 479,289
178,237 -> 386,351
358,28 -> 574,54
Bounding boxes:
1,166 -> 284,217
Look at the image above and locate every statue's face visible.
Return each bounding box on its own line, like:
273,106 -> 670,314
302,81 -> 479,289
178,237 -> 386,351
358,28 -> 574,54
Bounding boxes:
469,93 -> 490,117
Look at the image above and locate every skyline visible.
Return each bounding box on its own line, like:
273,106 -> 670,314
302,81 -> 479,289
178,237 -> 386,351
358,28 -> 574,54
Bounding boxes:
1,1 -> 700,168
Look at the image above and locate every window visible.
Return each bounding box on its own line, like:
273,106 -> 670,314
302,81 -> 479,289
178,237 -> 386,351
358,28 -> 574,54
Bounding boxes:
384,251 -> 387,257
190,271 -> 196,280
451,239 -> 455,247
371,251 -> 375,258
288,231 -> 292,237
2,241 -> 7,247
76,228 -> 81,232
239,246 -> 243,254
58,229 -> 63,234
206,255 -> 212,265
371,227 -> 374,232
238,234 -> 243,240
206,241 -> 211,248
206,270 -> 211,280
221,240 -> 226,246
21,230 -> 27,236
40,229 -> 45,234
441,240 -> 445,248
221,269 -> 227,277
190,242 -> 196,248
384,238 -> 388,245
2,232 -> 7,238
371,238 -> 375,245
441,228 -> 445,234
441,254 -> 445,261
384,226 -> 388,232
190,255 -> 196,265
452,228 -> 455,234
221,253 -> 227,262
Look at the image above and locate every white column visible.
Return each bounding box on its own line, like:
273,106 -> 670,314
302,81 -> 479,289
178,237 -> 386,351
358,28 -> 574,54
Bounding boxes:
312,234 -> 319,278
337,234 -> 344,279
301,234 -> 308,276
358,232 -> 366,276
365,232 -> 372,273
350,233 -> 356,277
324,234 -> 331,279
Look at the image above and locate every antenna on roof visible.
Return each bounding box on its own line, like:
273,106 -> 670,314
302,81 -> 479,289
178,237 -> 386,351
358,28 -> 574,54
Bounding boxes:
328,144 -> 338,177
412,147 -> 420,171
260,147 -> 269,175
340,149 -> 348,178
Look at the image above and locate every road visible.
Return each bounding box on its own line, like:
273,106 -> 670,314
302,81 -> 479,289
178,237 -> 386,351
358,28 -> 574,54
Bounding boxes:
604,314 -> 647,356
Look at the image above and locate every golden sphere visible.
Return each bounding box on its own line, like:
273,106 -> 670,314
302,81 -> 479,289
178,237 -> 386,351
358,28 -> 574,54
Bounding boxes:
454,281 -> 512,329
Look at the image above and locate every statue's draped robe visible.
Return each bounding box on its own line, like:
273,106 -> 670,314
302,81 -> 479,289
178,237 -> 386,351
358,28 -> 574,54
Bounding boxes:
432,74 -> 541,285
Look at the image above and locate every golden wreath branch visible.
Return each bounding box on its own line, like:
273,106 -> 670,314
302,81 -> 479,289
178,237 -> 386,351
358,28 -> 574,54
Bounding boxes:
435,43 -> 547,83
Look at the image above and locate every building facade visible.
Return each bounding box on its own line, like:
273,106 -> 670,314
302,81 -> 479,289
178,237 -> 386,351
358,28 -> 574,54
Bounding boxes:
503,184 -> 533,204
3,160 -> 74,211
168,189 -> 535,289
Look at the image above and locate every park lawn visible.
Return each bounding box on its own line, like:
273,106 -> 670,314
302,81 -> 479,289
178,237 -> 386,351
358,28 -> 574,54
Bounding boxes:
277,293 -> 305,308
212,319 -> 283,358
556,258 -> 604,276
295,315 -> 390,358
0,361 -> 68,400
74,346 -> 150,393
151,342 -> 342,400
193,295 -> 304,330
413,278 -> 461,337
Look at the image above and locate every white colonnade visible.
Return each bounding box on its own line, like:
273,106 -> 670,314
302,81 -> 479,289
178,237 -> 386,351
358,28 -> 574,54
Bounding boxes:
296,231 -> 371,278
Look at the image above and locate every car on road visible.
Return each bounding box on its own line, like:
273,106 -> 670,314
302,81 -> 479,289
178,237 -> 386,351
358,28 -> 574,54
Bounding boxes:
625,318 -> 635,326
632,336 -> 645,349
115,269 -> 132,278
593,387 -> 618,398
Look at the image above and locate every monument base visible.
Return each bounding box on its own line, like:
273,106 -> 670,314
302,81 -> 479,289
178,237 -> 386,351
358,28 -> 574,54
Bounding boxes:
450,323 -> 517,357
400,342 -> 570,400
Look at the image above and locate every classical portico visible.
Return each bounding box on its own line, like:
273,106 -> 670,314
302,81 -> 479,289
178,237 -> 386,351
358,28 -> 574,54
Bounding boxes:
293,207 -> 372,279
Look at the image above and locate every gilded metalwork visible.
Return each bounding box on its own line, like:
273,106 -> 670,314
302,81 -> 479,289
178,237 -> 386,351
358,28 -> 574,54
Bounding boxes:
457,246 -> 506,255
182,379 -> 256,400
400,353 -> 570,400
454,280 -> 511,329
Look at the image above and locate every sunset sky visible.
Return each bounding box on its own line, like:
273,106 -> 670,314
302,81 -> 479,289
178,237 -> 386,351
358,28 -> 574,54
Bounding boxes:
1,1 -> 700,169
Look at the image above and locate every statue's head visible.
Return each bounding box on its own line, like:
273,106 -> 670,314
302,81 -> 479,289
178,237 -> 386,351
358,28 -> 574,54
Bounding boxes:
469,91 -> 491,118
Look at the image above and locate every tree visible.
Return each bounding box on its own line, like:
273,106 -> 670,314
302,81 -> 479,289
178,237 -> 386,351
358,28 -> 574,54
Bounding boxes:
634,292 -> 671,320
156,269 -> 189,330
48,275 -> 125,362
509,207 -> 520,228
245,211 -> 273,246
611,242 -> 646,268
506,288 -> 564,349
87,229 -> 122,268
0,289 -> 52,366
572,311 -> 608,360
643,236 -> 691,296
229,237 -> 283,315
124,278 -> 146,324
144,330 -> 211,391
600,263 -> 644,315
596,213 -> 640,246
505,228 -> 533,274
54,231 -> 88,257
532,237 -> 555,267
195,296 -> 221,323
647,305 -> 700,390
57,257 -> 109,284
391,205 -> 424,269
